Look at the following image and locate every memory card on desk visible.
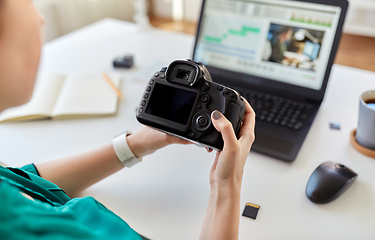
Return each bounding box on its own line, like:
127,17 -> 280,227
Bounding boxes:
242,202 -> 260,220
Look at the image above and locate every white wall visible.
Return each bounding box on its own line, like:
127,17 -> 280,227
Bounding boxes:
33,0 -> 135,42
151,0 -> 375,37
345,0 -> 375,37
152,0 -> 202,22
184,0 -> 203,22
34,0 -> 375,40
151,0 -> 172,19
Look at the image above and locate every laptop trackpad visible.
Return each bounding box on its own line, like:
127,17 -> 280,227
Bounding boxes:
254,132 -> 294,155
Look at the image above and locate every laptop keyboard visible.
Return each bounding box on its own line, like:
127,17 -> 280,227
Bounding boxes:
235,88 -> 314,130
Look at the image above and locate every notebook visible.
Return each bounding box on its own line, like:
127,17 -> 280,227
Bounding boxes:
192,0 -> 348,161
0,73 -> 121,122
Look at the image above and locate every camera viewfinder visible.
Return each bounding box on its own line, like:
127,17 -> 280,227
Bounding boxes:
176,69 -> 191,81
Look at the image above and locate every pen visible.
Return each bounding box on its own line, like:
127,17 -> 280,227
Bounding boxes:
102,72 -> 124,99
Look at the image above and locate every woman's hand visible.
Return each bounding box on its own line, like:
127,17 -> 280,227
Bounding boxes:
209,99 -> 256,187
127,127 -> 191,158
199,99 -> 255,240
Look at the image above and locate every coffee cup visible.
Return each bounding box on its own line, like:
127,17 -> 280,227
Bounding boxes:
356,90 -> 375,150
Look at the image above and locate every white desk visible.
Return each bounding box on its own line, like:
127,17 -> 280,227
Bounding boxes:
0,18 -> 374,240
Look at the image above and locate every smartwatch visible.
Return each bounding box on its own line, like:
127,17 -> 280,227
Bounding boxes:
113,131 -> 142,167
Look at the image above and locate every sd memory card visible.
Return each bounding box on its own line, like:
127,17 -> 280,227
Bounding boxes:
242,202 -> 260,220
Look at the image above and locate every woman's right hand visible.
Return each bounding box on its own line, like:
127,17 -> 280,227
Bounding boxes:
209,99 -> 256,188
199,99 -> 255,240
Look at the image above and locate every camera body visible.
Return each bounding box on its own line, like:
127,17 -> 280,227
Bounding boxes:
136,60 -> 246,150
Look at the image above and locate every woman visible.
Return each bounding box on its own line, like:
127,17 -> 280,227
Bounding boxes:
0,1 -> 255,239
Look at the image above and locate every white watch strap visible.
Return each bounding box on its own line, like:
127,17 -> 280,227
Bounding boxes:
113,131 -> 142,167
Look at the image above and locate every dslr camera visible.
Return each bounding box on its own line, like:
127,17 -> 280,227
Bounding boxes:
136,59 -> 246,150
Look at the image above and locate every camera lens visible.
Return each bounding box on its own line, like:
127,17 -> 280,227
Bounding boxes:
176,69 -> 190,80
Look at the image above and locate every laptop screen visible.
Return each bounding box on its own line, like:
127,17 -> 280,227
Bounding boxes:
193,0 -> 342,91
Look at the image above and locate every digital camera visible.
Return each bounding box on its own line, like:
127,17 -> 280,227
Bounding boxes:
136,59 -> 246,150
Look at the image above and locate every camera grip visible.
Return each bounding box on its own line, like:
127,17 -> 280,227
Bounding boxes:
226,103 -> 243,135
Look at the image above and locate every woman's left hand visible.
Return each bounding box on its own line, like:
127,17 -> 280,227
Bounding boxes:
127,127 -> 191,158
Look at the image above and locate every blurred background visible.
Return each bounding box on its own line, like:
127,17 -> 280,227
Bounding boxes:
33,0 -> 375,71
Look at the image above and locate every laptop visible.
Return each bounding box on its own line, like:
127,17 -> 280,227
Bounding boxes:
192,0 -> 348,161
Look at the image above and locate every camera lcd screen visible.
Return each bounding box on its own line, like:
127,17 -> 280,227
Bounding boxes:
146,83 -> 197,125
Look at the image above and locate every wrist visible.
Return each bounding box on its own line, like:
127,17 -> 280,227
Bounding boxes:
126,133 -> 146,158
112,131 -> 142,167
126,128 -> 172,158
210,170 -> 244,192
126,131 -> 163,159
210,181 -> 242,202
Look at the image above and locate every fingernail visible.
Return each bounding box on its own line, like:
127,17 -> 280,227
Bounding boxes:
212,110 -> 222,120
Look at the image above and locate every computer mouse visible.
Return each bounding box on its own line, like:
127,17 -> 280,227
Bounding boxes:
306,162 -> 358,203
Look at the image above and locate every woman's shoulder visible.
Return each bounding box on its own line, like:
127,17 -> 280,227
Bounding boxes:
0,180 -> 143,240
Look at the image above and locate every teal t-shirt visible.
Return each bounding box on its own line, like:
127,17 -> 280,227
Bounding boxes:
0,165 -> 143,240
